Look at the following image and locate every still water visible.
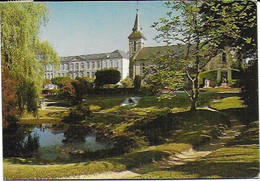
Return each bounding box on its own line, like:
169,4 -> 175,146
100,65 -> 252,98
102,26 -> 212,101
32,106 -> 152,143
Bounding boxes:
3,124 -> 111,160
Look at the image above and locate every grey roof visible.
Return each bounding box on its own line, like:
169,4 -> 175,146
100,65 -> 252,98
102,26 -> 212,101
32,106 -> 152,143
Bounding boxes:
60,50 -> 128,62
134,44 -> 189,61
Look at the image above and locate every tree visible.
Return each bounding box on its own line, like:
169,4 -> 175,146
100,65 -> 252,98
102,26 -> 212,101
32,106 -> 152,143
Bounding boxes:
199,1 -> 257,59
151,1 -> 219,112
199,1 -> 257,121
0,2 -> 59,118
95,68 -> 121,88
133,75 -> 142,89
51,76 -> 71,87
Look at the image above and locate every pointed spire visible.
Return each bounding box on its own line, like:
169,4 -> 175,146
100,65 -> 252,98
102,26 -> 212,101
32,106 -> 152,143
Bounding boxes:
132,9 -> 141,32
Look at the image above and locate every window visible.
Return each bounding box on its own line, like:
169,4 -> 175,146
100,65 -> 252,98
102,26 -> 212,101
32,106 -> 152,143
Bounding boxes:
87,62 -> 90,69
134,41 -> 137,52
92,72 -> 95,78
47,74 -> 50,79
104,61 -> 107,68
71,63 -> 74,70
92,62 -> 95,69
222,52 -> 227,63
142,63 -> 145,74
51,73 -> 53,79
62,64 -> 65,70
81,72 -> 84,77
97,61 -> 101,69
110,60 -> 113,67
66,64 -> 69,70
115,61 -> 119,68
81,63 -> 84,69
76,63 -> 79,70
87,72 -> 90,77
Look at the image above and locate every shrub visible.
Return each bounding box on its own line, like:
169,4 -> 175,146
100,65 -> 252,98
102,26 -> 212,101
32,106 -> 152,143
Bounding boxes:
61,104 -> 92,124
134,75 -> 142,89
120,76 -> 133,88
95,68 -> 121,87
51,76 -> 71,87
138,84 -> 158,96
209,80 -> 217,87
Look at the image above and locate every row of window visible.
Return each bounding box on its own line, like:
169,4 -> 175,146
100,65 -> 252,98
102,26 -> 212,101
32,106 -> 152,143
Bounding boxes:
45,60 -> 120,72
45,71 -> 96,79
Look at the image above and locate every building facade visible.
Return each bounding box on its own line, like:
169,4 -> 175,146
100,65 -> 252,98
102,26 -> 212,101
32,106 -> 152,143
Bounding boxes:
45,50 -> 129,80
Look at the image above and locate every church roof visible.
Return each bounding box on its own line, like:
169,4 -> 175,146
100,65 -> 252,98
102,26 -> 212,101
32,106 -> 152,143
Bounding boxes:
128,31 -> 146,40
134,44 -> 188,61
60,50 -> 128,62
128,9 -> 146,40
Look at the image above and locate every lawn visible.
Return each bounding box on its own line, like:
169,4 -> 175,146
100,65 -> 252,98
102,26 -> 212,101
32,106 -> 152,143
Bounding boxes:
136,145 -> 259,179
210,96 -> 245,110
5,87 -> 258,179
3,143 -> 191,179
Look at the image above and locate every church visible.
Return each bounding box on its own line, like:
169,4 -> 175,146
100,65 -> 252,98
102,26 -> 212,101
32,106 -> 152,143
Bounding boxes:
127,9 -> 240,87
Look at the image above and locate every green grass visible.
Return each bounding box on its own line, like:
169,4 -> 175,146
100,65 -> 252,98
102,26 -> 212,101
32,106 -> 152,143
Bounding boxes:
203,87 -> 241,93
83,96 -> 128,110
229,121 -> 259,145
136,91 -> 227,109
3,143 -> 191,179
136,145 -> 259,179
20,107 -> 69,124
210,96 -> 245,110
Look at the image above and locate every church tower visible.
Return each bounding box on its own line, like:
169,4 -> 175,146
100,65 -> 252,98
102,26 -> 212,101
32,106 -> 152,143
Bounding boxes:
128,9 -> 146,78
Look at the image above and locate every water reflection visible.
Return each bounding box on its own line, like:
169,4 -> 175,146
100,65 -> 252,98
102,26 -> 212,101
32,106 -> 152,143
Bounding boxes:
3,123 -> 111,160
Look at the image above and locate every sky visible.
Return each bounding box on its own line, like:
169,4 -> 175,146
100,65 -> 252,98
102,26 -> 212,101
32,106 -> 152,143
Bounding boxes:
39,1 -> 174,56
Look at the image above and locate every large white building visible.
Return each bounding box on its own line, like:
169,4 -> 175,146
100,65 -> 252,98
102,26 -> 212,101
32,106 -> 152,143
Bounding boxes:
45,50 -> 129,80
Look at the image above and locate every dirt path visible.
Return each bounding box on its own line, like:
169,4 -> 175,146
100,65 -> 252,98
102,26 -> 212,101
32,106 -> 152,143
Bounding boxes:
154,148 -> 212,169
58,170 -> 140,179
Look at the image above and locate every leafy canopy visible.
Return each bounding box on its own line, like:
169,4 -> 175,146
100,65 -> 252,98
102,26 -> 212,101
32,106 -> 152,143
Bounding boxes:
1,2 -> 59,116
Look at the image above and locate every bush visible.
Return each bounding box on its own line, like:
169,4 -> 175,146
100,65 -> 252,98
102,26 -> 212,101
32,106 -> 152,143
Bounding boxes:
61,104 -> 92,124
51,76 -> 71,87
134,75 -> 142,89
138,84 -> 158,96
209,80 -> 217,87
95,68 -> 121,87
120,76 -> 133,88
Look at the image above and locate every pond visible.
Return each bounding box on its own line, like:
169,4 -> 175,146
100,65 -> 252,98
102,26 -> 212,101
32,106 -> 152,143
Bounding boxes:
3,123 -> 113,161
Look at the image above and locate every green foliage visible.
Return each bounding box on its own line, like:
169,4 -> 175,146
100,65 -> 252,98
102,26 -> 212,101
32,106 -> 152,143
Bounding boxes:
16,79 -> 39,116
240,59 -> 258,122
200,1 -> 257,58
199,70 -> 217,85
61,104 -> 92,124
120,76 -> 133,88
133,75 -> 142,89
151,1 -> 220,112
51,77 -> 71,87
43,78 -> 51,85
0,3 -> 59,116
95,68 -> 121,87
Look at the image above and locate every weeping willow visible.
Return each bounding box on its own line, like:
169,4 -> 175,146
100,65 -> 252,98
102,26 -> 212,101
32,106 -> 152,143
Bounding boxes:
0,2 -> 59,116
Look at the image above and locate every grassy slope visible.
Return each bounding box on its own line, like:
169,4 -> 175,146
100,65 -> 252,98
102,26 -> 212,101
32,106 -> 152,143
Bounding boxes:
3,143 -> 191,179
137,145 -> 258,179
